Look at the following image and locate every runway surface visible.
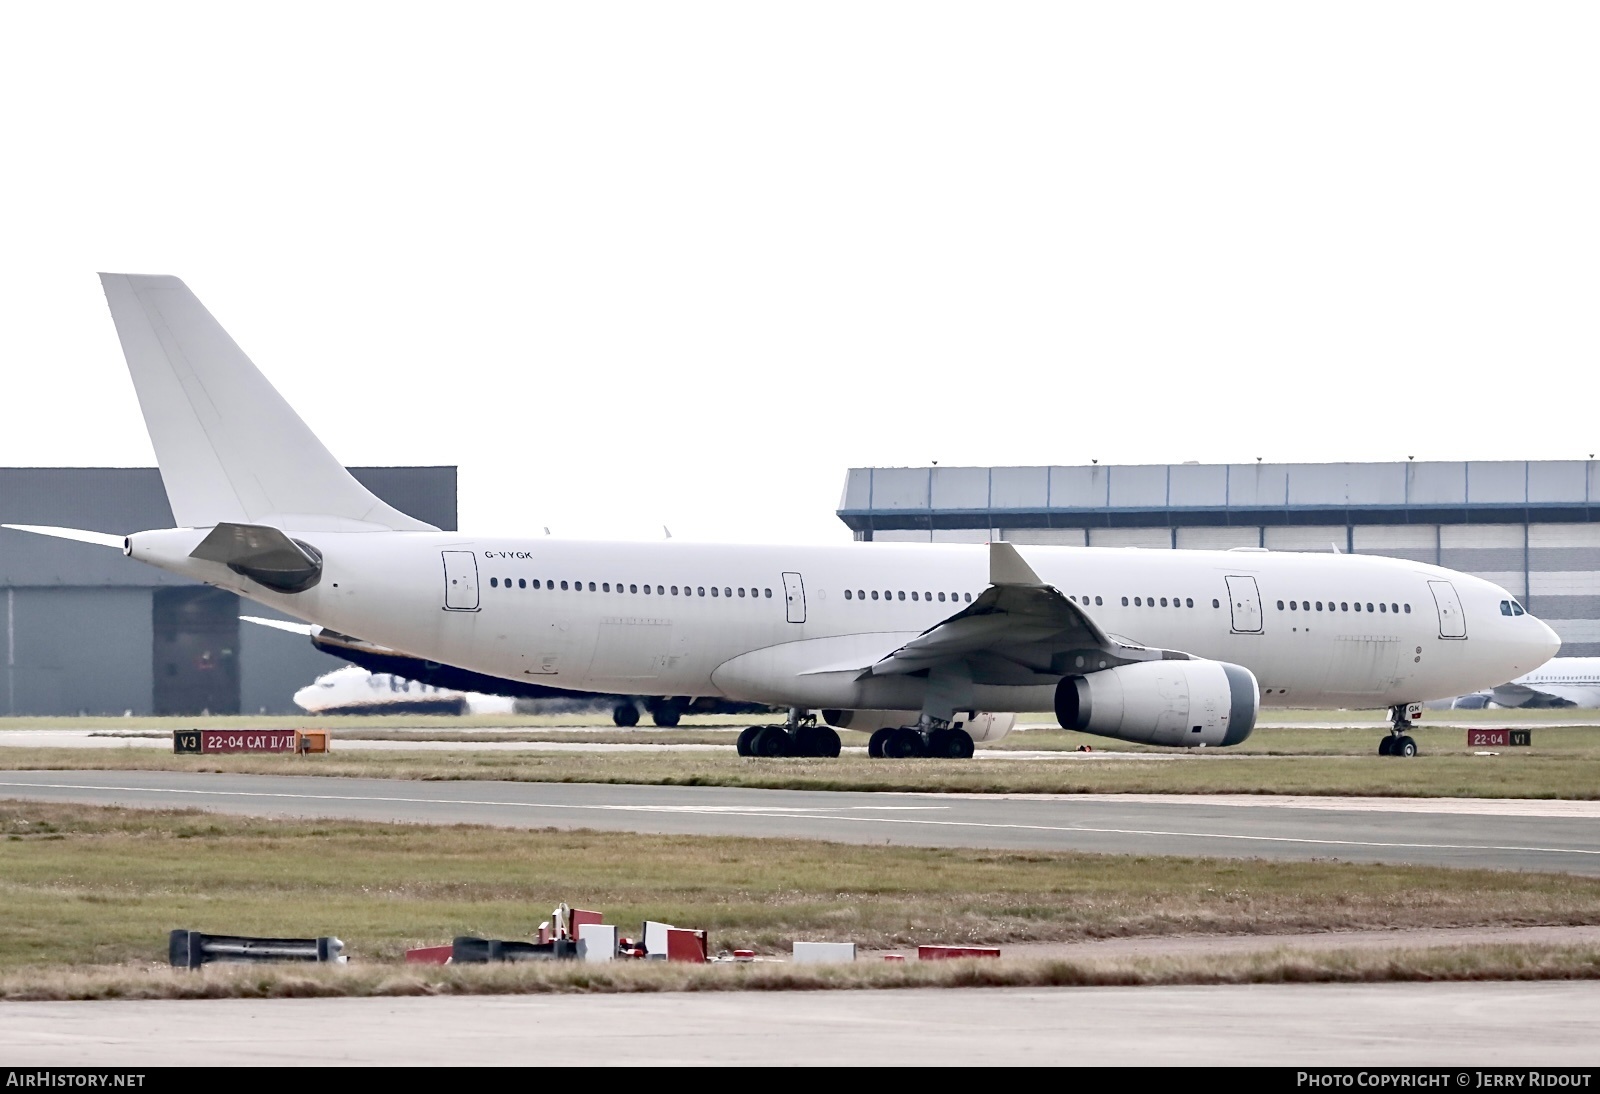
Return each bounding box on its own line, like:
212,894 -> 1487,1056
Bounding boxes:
3,769 -> 1598,873
4,982 -> 1598,1065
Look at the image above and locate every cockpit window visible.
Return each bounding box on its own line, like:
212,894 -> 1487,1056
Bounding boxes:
1500,600 -> 1513,617
1511,600 -> 1526,616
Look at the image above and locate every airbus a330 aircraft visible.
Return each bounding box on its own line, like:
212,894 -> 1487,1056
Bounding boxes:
3,275 -> 1562,759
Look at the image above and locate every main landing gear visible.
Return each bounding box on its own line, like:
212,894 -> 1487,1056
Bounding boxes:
1379,703 -> 1420,757
866,723 -> 975,760
735,709 -> 841,758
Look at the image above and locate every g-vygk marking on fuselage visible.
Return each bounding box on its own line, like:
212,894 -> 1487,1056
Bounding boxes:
2,276 -> 1561,760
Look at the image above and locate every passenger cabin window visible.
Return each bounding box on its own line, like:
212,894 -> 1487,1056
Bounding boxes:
1096,596 -> 1103,606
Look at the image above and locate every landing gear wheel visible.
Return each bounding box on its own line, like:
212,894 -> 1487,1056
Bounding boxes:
949,729 -> 975,759
736,726 -> 760,756
1378,736 -> 1394,756
750,725 -> 791,757
868,728 -> 893,759
652,707 -> 682,728
1396,735 -> 1418,757
612,703 -> 639,727
925,728 -> 977,759
883,726 -> 926,759
795,724 -> 841,758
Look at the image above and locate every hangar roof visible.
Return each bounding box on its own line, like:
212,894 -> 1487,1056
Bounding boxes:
838,461 -> 1600,532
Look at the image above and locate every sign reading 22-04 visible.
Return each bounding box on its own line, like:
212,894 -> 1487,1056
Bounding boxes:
173,730 -> 299,754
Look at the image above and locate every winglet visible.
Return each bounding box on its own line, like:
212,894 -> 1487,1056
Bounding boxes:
990,541 -> 1044,586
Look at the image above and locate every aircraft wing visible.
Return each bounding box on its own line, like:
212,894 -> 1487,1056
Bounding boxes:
856,542 -> 1189,688
1487,682 -> 1584,709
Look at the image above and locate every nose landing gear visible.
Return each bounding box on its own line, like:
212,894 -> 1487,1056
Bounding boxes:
1380,703 -> 1421,757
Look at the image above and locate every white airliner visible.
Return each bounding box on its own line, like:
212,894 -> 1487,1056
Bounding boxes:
294,664 -> 515,717
1,275 -> 1562,760
1442,656 -> 1600,709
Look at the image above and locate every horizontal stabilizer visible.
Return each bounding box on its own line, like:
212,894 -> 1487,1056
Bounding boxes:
191,522 -> 323,593
240,615 -> 317,637
1,524 -> 127,550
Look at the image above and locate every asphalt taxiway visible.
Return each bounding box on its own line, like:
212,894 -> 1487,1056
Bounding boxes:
4,982 -> 1598,1065
2,769 -> 1598,873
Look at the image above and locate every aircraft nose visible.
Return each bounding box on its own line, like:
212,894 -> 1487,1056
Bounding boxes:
1533,616 -> 1562,663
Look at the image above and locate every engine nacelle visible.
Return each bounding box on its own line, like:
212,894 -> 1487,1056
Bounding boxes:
1054,660 -> 1257,747
955,711 -> 1014,743
821,709 -> 1016,743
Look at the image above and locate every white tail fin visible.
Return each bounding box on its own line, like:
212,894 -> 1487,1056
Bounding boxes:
99,274 -> 436,532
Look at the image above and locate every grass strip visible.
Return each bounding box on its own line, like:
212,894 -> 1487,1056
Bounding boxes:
4,802 -> 1600,972
6,732 -> 1600,798
4,945 -> 1600,1001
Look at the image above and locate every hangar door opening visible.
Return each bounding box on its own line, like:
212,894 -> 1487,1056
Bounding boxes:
153,587 -> 240,715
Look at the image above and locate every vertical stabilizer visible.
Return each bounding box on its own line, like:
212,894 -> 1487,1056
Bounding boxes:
99,274 -> 436,532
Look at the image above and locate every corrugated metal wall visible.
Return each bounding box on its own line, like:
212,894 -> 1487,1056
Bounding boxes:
840,462 -> 1600,657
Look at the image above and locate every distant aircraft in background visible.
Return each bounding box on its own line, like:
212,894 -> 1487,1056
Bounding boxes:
1433,657 -> 1600,709
245,616 -> 773,726
294,664 -> 516,716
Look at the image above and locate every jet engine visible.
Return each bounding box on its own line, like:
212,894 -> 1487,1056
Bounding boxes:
821,709 -> 1016,743
1054,660 -> 1257,747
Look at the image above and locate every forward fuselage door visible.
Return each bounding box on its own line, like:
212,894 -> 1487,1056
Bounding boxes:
442,551 -> 480,611
1224,575 -> 1263,634
1429,580 -> 1467,639
782,572 -> 806,623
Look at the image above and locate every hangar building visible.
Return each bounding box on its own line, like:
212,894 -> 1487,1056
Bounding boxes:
0,467 -> 455,716
838,460 -> 1600,657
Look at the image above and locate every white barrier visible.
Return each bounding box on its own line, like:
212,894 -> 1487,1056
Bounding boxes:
792,941 -> 857,964
578,923 -> 617,963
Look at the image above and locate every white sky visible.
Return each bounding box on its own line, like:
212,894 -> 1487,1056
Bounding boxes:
1,3 -> 1596,545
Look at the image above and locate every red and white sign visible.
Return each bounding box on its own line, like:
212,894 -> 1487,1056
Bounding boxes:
1468,729 -> 1511,747
200,730 -> 300,753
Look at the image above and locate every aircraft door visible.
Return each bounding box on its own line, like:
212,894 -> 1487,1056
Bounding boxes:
442,551 -> 480,611
1224,575 -> 1263,634
782,572 -> 806,623
1428,580 -> 1467,639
